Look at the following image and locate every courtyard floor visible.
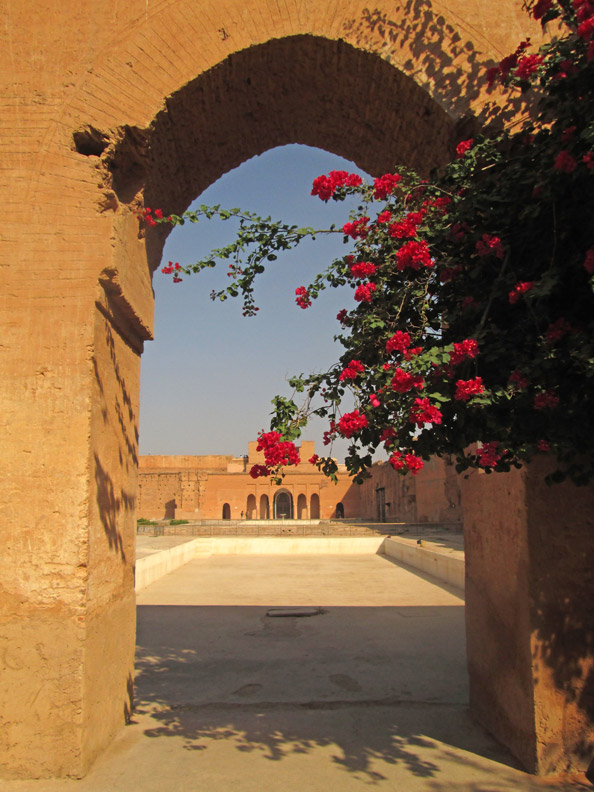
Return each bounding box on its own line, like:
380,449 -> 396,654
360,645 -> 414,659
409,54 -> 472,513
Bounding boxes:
2,552 -> 590,791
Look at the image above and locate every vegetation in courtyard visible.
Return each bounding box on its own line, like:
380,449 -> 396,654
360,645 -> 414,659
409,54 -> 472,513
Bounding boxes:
149,0 -> 594,485
169,519 -> 189,525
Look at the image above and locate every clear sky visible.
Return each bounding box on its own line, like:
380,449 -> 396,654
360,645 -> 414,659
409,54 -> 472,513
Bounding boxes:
139,144 -> 376,462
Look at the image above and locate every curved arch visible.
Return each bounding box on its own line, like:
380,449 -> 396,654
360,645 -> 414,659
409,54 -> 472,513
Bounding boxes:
259,494 -> 270,520
297,493 -> 308,520
335,502 -> 344,519
246,494 -> 257,520
222,503 -> 231,520
310,493 -> 321,520
274,489 -> 293,519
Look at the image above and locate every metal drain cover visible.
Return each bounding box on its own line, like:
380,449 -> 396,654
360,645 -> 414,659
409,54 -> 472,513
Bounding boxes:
266,607 -> 323,618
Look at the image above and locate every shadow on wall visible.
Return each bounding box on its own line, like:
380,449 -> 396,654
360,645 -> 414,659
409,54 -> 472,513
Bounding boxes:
342,0 -> 532,132
94,452 -> 134,561
528,472 -> 594,766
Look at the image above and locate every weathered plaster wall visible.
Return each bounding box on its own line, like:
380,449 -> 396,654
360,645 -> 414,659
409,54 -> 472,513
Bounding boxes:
462,460 -> 594,774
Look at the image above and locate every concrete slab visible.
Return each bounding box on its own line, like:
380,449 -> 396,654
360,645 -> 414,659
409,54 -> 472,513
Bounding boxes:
2,555 -> 589,791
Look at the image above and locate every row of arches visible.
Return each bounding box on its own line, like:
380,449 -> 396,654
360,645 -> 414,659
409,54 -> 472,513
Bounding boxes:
221,492 -> 345,520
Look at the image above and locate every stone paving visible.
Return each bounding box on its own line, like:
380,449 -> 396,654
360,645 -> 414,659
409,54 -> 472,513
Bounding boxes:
2,553 -> 589,791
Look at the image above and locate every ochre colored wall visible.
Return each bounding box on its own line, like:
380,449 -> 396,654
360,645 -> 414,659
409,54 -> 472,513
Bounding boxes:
0,0 -> 547,779
462,459 -> 594,774
137,444 -> 362,520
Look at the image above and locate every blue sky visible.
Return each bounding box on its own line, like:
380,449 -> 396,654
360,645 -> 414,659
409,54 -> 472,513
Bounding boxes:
139,144 -> 375,462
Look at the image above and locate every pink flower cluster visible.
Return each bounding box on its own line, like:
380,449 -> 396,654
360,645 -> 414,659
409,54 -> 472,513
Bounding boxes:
311,171 -> 362,201
248,431 -> 301,478
534,391 -> 559,410
161,260 -> 183,283
295,286 -> 312,309
389,450 -> 424,475
455,377 -> 485,402
343,217 -> 370,239
339,360 -> 365,381
390,368 -> 425,393
373,173 -> 402,200
509,281 -> 535,304
395,240 -> 433,271
456,138 -> 474,158
350,261 -> 376,279
409,398 -> 442,426
449,339 -> 479,365
354,282 -> 377,303
389,211 -> 424,239
476,442 -> 501,468
554,150 -> 577,172
386,330 -> 411,355
337,410 -> 368,438
476,234 -> 504,259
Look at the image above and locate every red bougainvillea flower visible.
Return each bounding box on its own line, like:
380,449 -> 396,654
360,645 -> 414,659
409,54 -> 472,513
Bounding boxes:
249,464 -> 271,479
256,431 -> 301,467
476,234 -> 504,259
477,442 -> 501,468
354,282 -> 377,303
532,0 -> 553,19
537,439 -> 551,452
389,215 -> 421,239
339,360 -> 365,381
311,170 -> 362,201
515,53 -> 543,80
295,286 -> 312,309
583,152 -> 594,170
534,391 -> 560,410
390,368 -> 425,393
336,309 -> 348,324
404,453 -> 424,474
545,318 -> 572,343
337,410 -> 368,438
584,246 -> 594,274
409,398 -> 442,426
350,261 -> 376,279
456,138 -> 474,158
455,377 -> 485,402
389,450 -> 423,474
309,454 -> 319,465
343,217 -> 370,239
386,330 -> 411,354
554,150 -> 577,172
509,281 -> 535,304
380,427 -> 397,446
395,240 -> 433,271
449,339 -> 479,365
509,370 -> 529,389
369,393 -> 381,408
373,173 -> 402,200
377,210 -> 392,224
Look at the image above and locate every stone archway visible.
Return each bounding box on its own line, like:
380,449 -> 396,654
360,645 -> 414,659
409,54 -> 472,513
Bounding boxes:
1,0 -> 553,779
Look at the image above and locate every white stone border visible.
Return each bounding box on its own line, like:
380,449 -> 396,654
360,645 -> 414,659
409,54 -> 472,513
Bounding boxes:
135,535 -> 464,592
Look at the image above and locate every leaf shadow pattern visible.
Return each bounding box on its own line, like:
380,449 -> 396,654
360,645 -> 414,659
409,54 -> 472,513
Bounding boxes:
342,0 -> 534,134
133,603 -> 526,786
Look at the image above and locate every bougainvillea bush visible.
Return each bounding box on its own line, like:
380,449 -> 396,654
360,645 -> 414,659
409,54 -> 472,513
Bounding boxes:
153,0 -> 594,485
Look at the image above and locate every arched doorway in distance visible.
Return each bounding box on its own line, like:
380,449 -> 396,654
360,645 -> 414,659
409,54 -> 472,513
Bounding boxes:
222,503 -> 231,520
335,502 -> 344,519
246,494 -> 257,519
310,493 -> 320,519
274,490 -> 293,519
297,493 -> 308,519
259,494 -> 270,519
